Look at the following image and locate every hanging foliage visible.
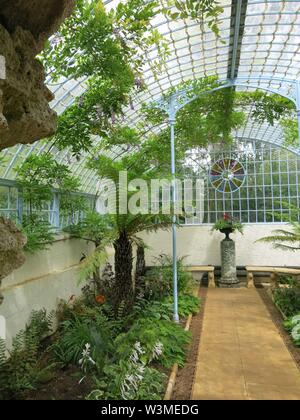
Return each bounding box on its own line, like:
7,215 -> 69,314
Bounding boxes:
281,118 -> 298,147
42,0 -> 224,157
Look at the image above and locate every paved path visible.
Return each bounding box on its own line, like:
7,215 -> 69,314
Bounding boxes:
191,288 -> 300,400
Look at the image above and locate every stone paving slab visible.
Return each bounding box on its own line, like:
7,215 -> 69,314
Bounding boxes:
191,288 -> 300,400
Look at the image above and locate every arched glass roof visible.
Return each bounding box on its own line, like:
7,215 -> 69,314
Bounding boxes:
1,0 -> 300,194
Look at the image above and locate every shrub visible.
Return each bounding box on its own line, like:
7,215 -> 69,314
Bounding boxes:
125,293 -> 201,326
278,275 -> 298,287
212,213 -> 243,234
21,216 -> 55,254
87,342 -> 166,400
143,255 -> 193,299
165,294 -> 201,318
0,310 -> 54,399
284,314 -> 300,347
52,313 -> 113,370
115,318 -> 191,368
273,287 -> 300,317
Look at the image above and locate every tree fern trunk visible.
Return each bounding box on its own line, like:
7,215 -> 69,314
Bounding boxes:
135,245 -> 146,294
113,230 -> 133,309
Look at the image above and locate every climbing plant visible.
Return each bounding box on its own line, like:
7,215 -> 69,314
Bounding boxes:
43,0 -> 223,81
42,0 -> 224,157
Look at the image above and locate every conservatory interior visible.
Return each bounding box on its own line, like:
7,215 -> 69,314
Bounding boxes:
1,0 -> 300,401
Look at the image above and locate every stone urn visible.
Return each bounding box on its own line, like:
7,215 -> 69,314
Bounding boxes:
220,227 -> 234,240
219,228 -> 239,288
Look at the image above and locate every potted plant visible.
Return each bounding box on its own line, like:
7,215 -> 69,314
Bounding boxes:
212,213 -> 243,240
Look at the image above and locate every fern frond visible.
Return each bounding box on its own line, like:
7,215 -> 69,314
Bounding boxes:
272,243 -> 300,251
0,338 -> 7,368
79,244 -> 108,282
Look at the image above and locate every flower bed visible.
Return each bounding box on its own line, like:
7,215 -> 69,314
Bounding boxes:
270,276 -> 300,348
0,259 -> 201,400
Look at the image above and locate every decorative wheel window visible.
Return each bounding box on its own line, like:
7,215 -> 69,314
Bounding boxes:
209,158 -> 245,193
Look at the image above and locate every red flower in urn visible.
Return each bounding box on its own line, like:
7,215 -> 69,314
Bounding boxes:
212,213 -> 243,239
223,213 -> 231,221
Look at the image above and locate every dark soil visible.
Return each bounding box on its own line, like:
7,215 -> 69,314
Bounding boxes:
172,288 -> 207,400
257,287 -> 300,372
25,366 -> 94,400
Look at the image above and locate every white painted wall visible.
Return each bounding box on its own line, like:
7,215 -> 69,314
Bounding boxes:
0,235 -> 97,348
140,224 -> 300,267
1,224 -> 299,348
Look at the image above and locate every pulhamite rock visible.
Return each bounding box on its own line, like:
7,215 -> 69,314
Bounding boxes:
0,217 -> 27,305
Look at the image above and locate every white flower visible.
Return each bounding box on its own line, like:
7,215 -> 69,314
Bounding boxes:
120,343 -> 150,400
121,383 -> 130,400
81,343 -> 91,358
152,341 -> 163,360
130,351 -> 139,364
88,356 -> 96,365
134,341 -> 145,355
138,364 -> 145,374
79,343 -> 96,373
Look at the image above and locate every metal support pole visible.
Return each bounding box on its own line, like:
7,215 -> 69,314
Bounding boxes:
230,0 -> 243,81
296,81 -> 300,148
170,118 -> 179,323
17,188 -> 23,224
53,193 -> 60,230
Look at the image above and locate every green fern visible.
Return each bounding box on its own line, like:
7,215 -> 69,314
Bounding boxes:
0,309 -> 54,399
115,318 -> 191,368
257,202 -> 300,251
52,313 -> 113,370
0,338 -> 6,369
79,243 -> 108,282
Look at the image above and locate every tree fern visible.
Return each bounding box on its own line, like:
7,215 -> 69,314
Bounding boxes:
257,226 -> 300,251
257,203 -> 300,251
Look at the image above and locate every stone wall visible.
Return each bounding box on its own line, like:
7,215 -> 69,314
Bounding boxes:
0,26 -> 57,149
0,217 -> 27,306
0,0 -> 75,49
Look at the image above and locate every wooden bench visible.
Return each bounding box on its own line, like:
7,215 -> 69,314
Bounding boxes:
186,265 -> 215,288
245,266 -> 300,288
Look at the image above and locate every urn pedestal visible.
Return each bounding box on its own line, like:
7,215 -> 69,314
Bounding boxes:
219,237 -> 239,288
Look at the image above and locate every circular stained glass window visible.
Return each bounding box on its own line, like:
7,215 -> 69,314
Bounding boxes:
209,158 -> 245,193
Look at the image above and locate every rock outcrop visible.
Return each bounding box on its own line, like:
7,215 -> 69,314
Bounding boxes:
0,25 -> 57,149
0,217 -> 27,305
0,0 -> 75,150
0,0 -> 76,49
0,1 -> 76,298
